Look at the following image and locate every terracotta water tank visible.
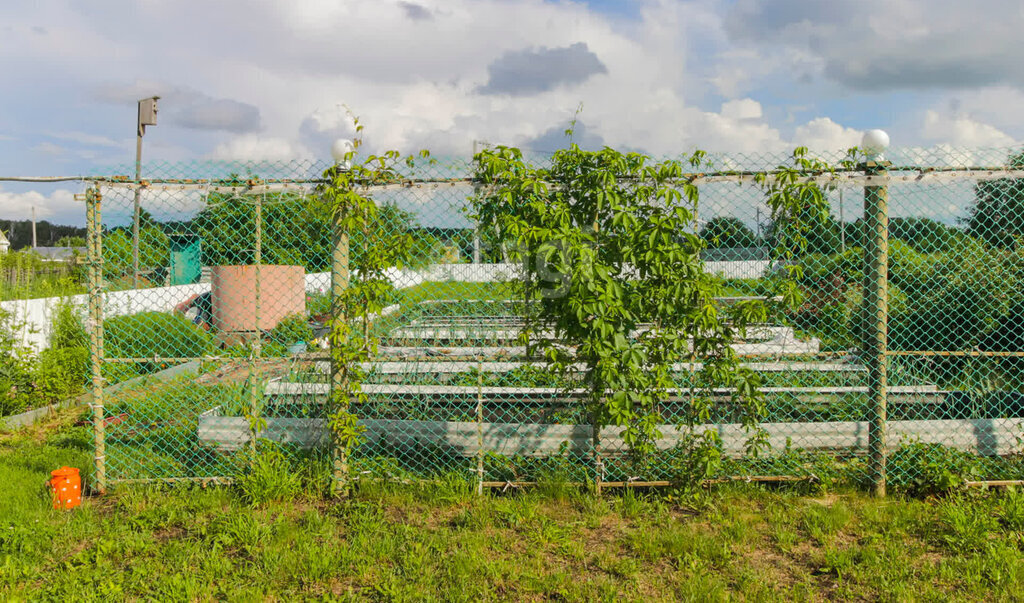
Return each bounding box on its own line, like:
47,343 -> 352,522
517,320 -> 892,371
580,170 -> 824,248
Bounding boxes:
211,265 -> 306,332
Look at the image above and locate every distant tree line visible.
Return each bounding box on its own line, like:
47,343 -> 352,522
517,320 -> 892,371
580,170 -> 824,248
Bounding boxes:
0,220 -> 87,250
698,215 -> 968,256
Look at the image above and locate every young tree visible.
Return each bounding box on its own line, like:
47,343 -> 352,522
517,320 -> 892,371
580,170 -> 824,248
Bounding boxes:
473,143 -> 780,470
699,216 -> 758,248
966,151 -> 1024,248
194,185 -> 441,272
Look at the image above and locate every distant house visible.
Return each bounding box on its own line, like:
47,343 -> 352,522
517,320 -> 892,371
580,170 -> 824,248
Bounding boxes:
700,247 -> 772,279
0,231 -> 9,254
32,246 -> 85,263
700,247 -> 769,262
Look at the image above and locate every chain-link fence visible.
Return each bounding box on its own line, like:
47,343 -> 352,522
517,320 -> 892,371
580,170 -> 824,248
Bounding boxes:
80,147 -> 1024,495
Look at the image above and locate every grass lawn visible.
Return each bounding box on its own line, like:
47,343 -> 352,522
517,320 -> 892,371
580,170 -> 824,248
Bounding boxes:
2,409 -> 1024,601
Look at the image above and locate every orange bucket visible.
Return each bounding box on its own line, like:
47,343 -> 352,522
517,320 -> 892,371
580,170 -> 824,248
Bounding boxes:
50,467 -> 82,510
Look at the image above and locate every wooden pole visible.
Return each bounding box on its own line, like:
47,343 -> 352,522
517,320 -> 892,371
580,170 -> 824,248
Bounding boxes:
863,160 -> 890,497
476,356 -> 484,496
86,186 -> 107,493
132,115 -> 143,289
250,192 -> 263,450
331,199 -> 351,496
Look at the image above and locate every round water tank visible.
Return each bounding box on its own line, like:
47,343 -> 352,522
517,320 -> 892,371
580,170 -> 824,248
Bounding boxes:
211,265 -> 306,332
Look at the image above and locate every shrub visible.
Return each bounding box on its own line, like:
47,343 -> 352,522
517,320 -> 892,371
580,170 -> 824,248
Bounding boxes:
267,314 -> 314,354
35,347 -> 89,403
105,312 -> 216,362
889,241 -> 1021,352
34,301 -> 90,402
797,247 -> 862,285
0,308 -> 33,416
889,442 -> 980,497
235,443 -> 302,506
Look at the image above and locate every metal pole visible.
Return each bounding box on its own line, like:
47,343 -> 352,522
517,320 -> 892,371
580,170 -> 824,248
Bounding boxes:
592,214 -> 603,496
133,108 -> 143,289
331,206 -> 351,495
472,140 -> 482,264
250,192 -> 263,449
863,160 -> 890,497
86,185 -> 106,493
476,356 -> 484,496
839,188 -> 846,253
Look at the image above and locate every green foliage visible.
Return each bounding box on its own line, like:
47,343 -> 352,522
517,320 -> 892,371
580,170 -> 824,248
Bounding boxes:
889,240 -> 1024,352
997,489 -> 1024,531
317,115 -> 437,492
265,314 -> 314,356
235,443 -> 302,506
699,216 -> 757,248
34,347 -> 89,402
0,250 -> 83,301
938,498 -> 999,553
797,247 -> 862,285
35,301 -> 89,402
0,307 -> 33,416
890,218 -> 969,254
889,442 -> 980,497
7,421 -> 1024,601
195,189 -> 334,270
50,300 -> 88,350
102,209 -> 169,283
268,314 -> 313,347
55,236 -> 86,247
0,300 -> 89,415
104,312 -> 215,362
195,182 -> 442,273
795,236 -> 1021,354
967,151 -> 1024,248
843,217 -> 969,254
667,432 -> 723,501
472,143 -> 830,465
475,143 -> 722,456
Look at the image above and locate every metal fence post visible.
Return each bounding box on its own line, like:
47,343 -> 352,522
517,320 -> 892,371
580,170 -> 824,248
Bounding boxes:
476,356 -> 484,496
331,210 -> 351,495
132,160 -> 141,289
592,417 -> 603,495
250,190 -> 263,450
863,159 -> 890,497
86,185 -> 107,493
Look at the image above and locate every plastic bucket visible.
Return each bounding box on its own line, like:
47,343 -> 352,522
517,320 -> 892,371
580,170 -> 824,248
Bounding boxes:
50,467 -> 81,510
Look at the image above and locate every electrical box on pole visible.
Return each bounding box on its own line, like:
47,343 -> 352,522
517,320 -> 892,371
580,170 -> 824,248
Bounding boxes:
139,97 -> 159,128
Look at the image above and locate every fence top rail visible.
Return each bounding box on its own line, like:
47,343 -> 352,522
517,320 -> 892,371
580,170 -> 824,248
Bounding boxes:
8,164 -> 1024,193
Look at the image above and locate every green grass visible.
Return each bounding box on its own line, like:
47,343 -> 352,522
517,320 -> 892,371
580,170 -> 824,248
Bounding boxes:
3,410 -> 1024,600
0,251 -> 85,302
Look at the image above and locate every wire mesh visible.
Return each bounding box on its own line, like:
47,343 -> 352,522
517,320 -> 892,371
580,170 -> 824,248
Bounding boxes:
83,147 -> 1024,492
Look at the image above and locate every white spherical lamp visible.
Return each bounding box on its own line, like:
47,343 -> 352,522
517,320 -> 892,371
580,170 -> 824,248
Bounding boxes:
331,138 -> 353,167
861,129 -> 890,160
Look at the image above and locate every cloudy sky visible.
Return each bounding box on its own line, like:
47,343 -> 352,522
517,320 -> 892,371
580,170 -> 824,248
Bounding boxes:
3,0 -> 1024,226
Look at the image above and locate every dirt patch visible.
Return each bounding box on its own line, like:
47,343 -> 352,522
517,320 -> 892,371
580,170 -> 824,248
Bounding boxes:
195,358 -> 299,386
0,406 -> 86,443
153,525 -> 187,542
740,537 -> 818,598
808,493 -> 840,507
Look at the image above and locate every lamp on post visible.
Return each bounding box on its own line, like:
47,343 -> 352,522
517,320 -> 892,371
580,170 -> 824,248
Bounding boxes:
330,138 -> 353,169
861,128 -> 890,497
133,96 -> 159,289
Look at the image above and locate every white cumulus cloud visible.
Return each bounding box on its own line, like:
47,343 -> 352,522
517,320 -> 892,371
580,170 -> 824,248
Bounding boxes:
210,135 -> 312,162
922,110 -> 1016,147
